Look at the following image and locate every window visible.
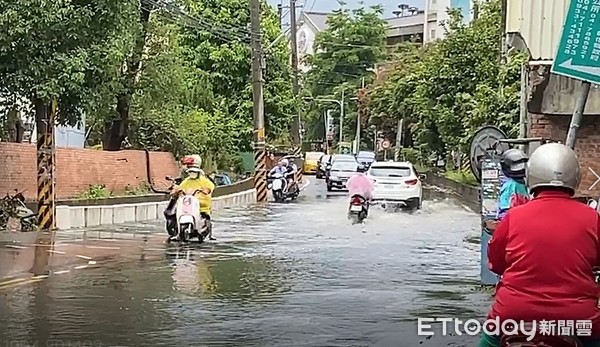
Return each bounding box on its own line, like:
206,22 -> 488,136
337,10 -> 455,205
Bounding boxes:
369,166 -> 412,177
331,161 -> 358,172
430,29 -> 436,39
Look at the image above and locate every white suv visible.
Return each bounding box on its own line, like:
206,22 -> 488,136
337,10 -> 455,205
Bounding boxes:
367,161 -> 425,209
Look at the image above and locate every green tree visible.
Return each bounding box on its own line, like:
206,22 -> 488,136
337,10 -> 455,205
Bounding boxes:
367,0 -> 525,159
0,0 -> 137,132
302,4 -> 387,146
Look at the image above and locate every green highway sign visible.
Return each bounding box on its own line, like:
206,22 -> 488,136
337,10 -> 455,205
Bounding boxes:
552,0 -> 600,84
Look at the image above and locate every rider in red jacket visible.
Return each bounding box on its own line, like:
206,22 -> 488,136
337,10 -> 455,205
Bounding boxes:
480,143 -> 600,347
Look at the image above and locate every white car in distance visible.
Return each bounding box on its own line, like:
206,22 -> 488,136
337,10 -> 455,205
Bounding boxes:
366,161 -> 425,210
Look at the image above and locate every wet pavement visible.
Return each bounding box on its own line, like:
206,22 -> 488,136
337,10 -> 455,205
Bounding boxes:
0,178 -> 489,347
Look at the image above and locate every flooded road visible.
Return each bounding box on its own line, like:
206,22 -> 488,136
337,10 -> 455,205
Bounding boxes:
0,179 -> 489,346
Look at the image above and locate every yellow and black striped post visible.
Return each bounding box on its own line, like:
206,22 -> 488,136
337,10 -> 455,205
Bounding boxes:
293,146 -> 303,184
36,99 -> 57,231
254,142 -> 268,203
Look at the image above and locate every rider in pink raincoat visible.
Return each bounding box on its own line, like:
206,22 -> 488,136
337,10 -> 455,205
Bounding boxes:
346,166 -> 374,201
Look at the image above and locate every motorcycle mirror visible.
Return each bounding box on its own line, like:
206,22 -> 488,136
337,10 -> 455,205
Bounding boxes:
165,176 -> 173,181
588,199 -> 598,210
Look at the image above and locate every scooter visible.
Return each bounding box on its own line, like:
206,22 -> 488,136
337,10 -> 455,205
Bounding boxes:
267,172 -> 299,202
268,172 -> 287,202
163,176 -> 209,243
173,189 -> 210,243
348,194 -> 368,224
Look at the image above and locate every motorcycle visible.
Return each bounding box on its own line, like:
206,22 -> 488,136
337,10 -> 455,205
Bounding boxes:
348,194 -> 368,224
163,177 -> 209,243
498,268 -> 600,346
267,172 -> 299,203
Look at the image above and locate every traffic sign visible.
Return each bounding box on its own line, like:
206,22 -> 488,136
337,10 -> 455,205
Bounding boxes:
552,0 -> 600,84
382,139 -> 390,149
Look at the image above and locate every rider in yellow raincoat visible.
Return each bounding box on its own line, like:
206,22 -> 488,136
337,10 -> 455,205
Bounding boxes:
173,163 -> 216,240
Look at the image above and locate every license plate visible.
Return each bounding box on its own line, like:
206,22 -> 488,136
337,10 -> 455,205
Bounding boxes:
384,184 -> 395,189
350,205 -> 362,212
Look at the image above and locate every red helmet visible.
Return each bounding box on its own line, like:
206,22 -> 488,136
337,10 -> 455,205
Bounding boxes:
181,156 -> 195,166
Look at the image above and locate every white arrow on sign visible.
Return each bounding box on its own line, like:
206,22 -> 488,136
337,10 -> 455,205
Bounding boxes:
589,167 -> 600,191
559,58 -> 600,76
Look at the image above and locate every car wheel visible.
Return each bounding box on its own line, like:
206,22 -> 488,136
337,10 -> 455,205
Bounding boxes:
327,183 -> 333,192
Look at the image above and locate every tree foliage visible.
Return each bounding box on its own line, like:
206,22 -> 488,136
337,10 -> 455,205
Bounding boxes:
301,5 -> 387,144
0,0 -> 295,171
367,0 -> 525,159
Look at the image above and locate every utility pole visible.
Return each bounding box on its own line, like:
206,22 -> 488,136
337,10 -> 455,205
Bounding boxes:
355,77 -> 365,154
250,0 -> 267,202
289,0 -> 300,145
565,81 -> 591,149
289,0 -> 303,184
339,89 -> 345,143
394,118 -> 403,161
36,98 -> 57,231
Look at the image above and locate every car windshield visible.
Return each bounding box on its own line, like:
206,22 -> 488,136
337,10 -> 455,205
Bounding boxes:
333,155 -> 355,162
306,152 -> 323,161
320,155 -> 331,163
331,161 -> 357,172
369,166 -> 412,177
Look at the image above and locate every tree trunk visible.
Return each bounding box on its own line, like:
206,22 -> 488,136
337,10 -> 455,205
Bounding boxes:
102,2 -> 152,151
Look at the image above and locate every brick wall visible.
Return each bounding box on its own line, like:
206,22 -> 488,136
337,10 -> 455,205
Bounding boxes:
529,114 -> 600,198
0,143 -> 179,200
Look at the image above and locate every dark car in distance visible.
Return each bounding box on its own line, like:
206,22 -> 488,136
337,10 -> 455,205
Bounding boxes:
325,159 -> 361,191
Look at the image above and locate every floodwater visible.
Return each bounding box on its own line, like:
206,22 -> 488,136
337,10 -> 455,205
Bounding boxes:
0,179 -> 490,347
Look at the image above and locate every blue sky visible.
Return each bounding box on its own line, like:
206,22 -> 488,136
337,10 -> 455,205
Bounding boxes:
267,0 -> 425,19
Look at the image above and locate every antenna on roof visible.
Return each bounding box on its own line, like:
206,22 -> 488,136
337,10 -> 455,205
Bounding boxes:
408,6 -> 418,15
392,10 -> 402,17
397,3 -> 409,16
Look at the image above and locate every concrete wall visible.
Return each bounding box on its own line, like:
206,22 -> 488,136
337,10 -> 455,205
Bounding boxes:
425,172 -> 480,212
0,143 -> 178,200
55,188 -> 257,230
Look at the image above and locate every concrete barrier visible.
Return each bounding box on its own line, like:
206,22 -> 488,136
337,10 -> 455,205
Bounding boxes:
54,178 -> 257,230
424,172 -> 480,212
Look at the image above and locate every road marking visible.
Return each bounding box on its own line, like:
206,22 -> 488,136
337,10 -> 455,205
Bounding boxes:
589,167 -> 600,191
0,275 -> 48,289
73,265 -> 88,270
85,245 -> 121,250
5,245 -> 27,249
52,270 -> 71,275
76,255 -> 92,260
47,250 -> 66,255
299,179 -> 311,191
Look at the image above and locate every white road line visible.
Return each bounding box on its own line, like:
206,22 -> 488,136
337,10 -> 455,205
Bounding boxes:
85,246 -> 121,250
52,270 -> 71,275
73,265 -> 88,270
76,255 -> 92,260
48,250 -> 66,255
5,245 -> 27,249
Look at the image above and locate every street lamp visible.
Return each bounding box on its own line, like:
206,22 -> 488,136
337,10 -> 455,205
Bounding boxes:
303,91 -> 345,142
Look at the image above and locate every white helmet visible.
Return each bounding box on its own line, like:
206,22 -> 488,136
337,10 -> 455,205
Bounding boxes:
280,159 -> 289,166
